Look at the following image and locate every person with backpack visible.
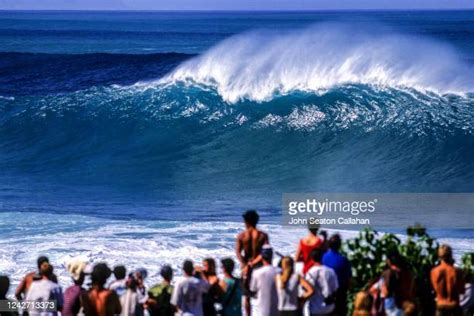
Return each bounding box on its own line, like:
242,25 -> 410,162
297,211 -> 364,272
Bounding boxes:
148,265 -> 175,316
305,248 -> 339,316
218,258 -> 242,316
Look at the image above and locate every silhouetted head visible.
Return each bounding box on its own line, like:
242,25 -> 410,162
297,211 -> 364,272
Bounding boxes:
41,264 -> 54,279
126,273 -> 138,291
183,260 -> 194,276
37,256 -> 50,271
310,248 -> 324,263
203,258 -> 216,276
438,244 -> 454,264
91,263 -> 112,287
308,223 -> 320,236
386,248 -> 404,267
261,245 -> 273,264
242,210 -> 259,227
113,265 -> 126,280
328,234 -> 342,251
160,265 -> 173,282
135,268 -> 147,280
0,275 -> 9,299
220,258 -> 235,275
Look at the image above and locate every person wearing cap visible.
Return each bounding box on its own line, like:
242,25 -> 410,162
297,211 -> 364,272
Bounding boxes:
62,258 -> 88,316
81,263 -> 121,316
236,210 -> 269,316
15,256 -> 55,300
249,245 -> 278,316
171,260 -> 210,316
431,245 -> 465,316
25,264 -> 64,316
148,265 -> 175,316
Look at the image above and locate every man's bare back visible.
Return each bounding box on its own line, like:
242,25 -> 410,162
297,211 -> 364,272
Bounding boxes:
237,228 -> 269,267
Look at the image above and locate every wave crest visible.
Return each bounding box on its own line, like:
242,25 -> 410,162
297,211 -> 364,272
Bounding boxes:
160,23 -> 474,102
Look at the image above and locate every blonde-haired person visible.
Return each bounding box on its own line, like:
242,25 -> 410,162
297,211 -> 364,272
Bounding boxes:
63,258 -> 88,316
431,244 -> 465,316
276,256 -> 314,316
352,291 -> 372,316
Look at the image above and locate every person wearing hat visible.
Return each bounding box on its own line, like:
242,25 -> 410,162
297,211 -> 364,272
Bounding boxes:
148,265 -> 175,316
236,210 -> 269,316
62,258 -> 88,316
249,245 -> 278,316
431,245 -> 465,316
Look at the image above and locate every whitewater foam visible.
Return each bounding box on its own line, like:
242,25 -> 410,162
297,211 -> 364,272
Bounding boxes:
0,212 -> 471,294
159,23 -> 474,103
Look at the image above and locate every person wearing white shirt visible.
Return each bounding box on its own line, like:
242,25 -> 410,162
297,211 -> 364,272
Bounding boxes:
25,265 -> 63,316
171,260 -> 210,316
249,245 -> 278,316
305,249 -> 339,316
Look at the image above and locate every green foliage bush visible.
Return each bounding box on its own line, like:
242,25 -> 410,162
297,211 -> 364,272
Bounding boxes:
342,225 -> 439,315
461,252 -> 474,280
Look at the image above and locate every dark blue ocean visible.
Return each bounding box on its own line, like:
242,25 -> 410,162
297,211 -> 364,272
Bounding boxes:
0,11 -> 473,282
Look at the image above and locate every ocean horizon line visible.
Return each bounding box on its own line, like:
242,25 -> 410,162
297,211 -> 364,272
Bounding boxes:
1,8 -> 474,13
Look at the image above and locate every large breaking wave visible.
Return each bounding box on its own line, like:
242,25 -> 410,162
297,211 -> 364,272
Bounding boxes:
160,23 -> 474,102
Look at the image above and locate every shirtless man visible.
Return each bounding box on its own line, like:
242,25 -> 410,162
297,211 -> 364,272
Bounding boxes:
235,210 -> 269,316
